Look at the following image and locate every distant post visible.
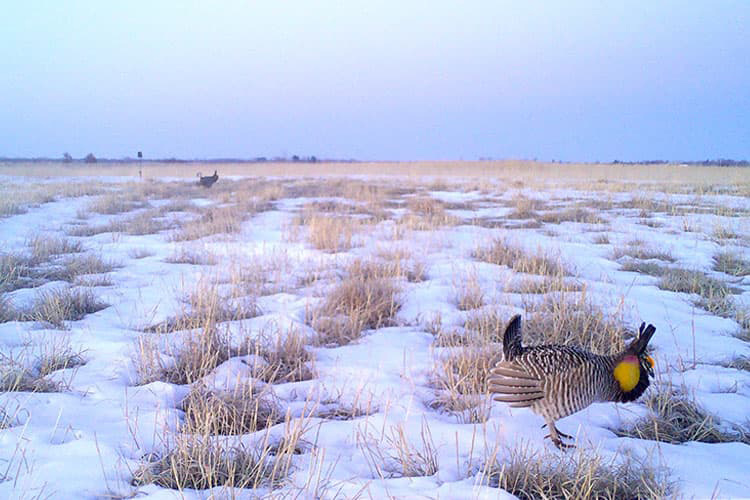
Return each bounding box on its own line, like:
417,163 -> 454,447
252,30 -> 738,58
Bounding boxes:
137,151 -> 143,179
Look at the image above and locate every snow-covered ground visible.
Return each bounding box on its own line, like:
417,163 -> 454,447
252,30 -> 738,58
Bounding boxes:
1,174 -> 749,499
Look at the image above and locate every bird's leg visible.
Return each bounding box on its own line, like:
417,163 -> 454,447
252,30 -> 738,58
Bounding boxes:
541,422 -> 573,440
543,419 -> 575,450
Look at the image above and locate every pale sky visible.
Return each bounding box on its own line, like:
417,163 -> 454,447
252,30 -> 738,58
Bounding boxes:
1,1 -> 748,161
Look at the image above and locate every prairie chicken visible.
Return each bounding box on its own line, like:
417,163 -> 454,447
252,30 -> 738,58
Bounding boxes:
197,170 -> 219,188
488,314 -> 655,449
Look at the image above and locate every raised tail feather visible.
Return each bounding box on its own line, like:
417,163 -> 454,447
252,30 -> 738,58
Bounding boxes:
503,314 -> 524,360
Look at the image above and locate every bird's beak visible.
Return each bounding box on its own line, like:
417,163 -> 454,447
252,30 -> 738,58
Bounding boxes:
645,355 -> 655,377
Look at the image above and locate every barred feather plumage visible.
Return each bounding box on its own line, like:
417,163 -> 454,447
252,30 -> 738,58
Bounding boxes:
488,314 -> 656,448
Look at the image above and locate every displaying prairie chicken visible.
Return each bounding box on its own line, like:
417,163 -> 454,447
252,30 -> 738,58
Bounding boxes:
488,314 -> 656,449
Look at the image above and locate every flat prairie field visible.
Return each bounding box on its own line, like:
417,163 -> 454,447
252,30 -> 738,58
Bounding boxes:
1,162 -> 749,498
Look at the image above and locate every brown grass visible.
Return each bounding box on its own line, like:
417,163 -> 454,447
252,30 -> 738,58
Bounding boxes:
0,337 -> 85,392
474,238 -> 571,277
479,444 -> 673,499
25,287 -> 108,328
520,290 -> 628,355
618,383 -> 749,445
180,381 -> 282,435
357,420 -> 439,479
611,239 -> 675,262
310,261 -> 401,346
712,251 -> 750,276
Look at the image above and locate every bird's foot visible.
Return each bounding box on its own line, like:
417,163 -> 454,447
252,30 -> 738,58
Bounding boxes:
544,433 -> 576,450
540,423 -> 574,440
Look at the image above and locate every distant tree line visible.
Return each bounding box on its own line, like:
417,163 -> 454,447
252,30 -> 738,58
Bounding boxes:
611,158 -> 749,166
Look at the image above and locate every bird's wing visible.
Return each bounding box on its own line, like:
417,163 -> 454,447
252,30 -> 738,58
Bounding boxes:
488,361 -> 543,408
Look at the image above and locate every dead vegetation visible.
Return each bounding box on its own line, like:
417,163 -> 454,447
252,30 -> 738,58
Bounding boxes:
0,336 -> 86,392
479,444 -> 673,499
618,383 -> 750,445
309,260 -> 401,346
474,238 -> 571,277
25,287 -> 108,328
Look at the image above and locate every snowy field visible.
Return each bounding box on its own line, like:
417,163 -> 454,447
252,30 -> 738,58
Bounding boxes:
1,167 -> 749,499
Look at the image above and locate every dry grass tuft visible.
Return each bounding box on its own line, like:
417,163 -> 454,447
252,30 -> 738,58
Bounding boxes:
305,215 -> 360,252
88,192 -> 148,214
131,432 -> 295,491
310,261 -> 401,346
618,383 -> 749,445
27,234 -> 84,264
620,260 -> 668,277
181,381 -> 282,435
592,233 -> 610,245
657,268 -> 738,316
25,287 -> 108,328
521,290 -> 628,355
479,444 -> 673,499
357,420 -> 439,479
712,251 -> 750,276
1,252 -> 36,292
611,239 -> 675,262
453,272 -> 485,311
164,248 -> 218,266
135,326 -> 230,385
253,328 -> 315,384
171,205 -> 246,241
0,337 -> 85,392
144,282 -> 258,334
539,207 -> 606,224
474,238 -> 571,277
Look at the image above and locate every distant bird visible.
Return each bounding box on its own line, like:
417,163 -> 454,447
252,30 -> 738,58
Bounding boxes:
197,170 -> 219,188
488,314 -> 655,449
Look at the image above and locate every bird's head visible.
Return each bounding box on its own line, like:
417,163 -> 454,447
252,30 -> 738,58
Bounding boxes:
613,323 -> 656,401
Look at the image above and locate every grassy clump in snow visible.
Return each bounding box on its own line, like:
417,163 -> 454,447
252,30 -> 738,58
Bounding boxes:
181,381 -> 282,435
453,271 -> 485,311
539,206 -> 606,224
657,267 -> 739,317
44,254 -> 119,282
479,445 -> 673,499
0,338 -> 85,392
144,281 -> 258,334
357,420 -> 439,479
27,234 -> 84,264
87,191 -> 148,214
299,213 -> 361,252
430,309 -> 505,423
521,289 -> 628,356
712,250 -> 750,276
611,239 -> 675,262
592,232 -> 610,245
503,275 -> 583,295
25,287 -> 108,328
253,328 -> 315,384
620,260 -> 668,277
0,295 -> 19,323
474,238 -> 571,277
164,248 -> 218,265
131,433 -> 296,491
128,247 -> 155,259
619,384 -> 750,445
135,326 -> 230,385
309,260 -> 401,346
0,252 -> 36,292
505,195 -> 546,220
722,355 -> 750,372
